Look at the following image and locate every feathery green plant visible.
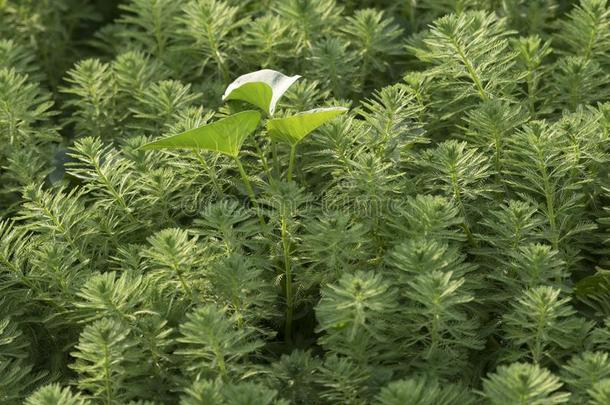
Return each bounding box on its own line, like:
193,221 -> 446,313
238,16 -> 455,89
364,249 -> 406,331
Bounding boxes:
2,0 -> 610,403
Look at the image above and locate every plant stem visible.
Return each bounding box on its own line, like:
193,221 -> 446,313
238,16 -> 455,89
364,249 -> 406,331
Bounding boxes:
206,22 -> 230,84
534,146 -> 559,252
195,151 -> 223,197
287,144 -> 297,182
450,167 -> 476,247
170,254 -> 194,300
253,141 -> 272,181
526,70 -> 537,119
103,342 -> 112,405
272,141 -> 280,177
233,157 -> 265,226
281,216 -> 294,342
450,36 -> 488,101
177,270 -> 194,301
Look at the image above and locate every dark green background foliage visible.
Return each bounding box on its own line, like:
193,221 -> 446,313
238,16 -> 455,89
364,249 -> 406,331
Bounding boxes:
2,0 -> 610,403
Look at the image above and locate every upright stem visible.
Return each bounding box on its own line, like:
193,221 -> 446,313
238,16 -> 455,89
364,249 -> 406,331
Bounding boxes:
195,152 -> 223,197
493,130 -> 509,199
253,141 -> 272,181
281,216 -> 293,342
534,147 -> 559,252
152,1 -> 164,59
206,23 -> 230,84
450,168 -> 476,247
287,144 -> 297,182
532,303 -> 548,364
272,141 -> 280,177
171,253 -> 194,300
449,36 -> 488,101
405,1 -> 416,33
175,268 -> 194,301
526,70 -> 537,119
233,157 -> 265,226
103,343 -> 112,405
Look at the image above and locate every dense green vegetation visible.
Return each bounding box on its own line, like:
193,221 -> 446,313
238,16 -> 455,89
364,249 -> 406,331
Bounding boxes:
2,0 -> 610,403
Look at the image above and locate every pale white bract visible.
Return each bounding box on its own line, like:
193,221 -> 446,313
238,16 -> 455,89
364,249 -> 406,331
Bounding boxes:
222,69 -> 301,116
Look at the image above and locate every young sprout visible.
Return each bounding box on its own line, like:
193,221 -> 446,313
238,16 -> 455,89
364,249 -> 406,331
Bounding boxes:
141,69 -> 348,343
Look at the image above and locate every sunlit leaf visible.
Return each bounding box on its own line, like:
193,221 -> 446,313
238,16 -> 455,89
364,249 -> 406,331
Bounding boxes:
141,111 -> 261,157
222,69 -> 300,116
266,107 -> 348,145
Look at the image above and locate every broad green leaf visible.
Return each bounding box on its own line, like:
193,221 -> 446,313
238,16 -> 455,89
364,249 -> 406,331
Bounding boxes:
222,69 -> 300,116
141,111 -> 261,157
266,107 -> 348,145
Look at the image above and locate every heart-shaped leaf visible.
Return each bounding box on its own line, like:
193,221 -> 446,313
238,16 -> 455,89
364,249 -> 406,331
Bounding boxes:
266,107 -> 349,145
222,69 -> 301,116
141,111 -> 261,157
